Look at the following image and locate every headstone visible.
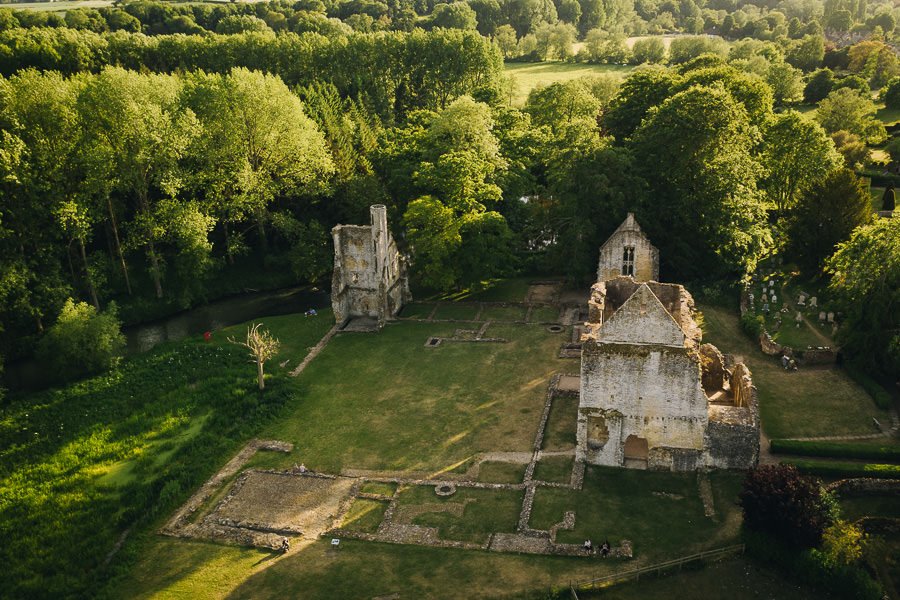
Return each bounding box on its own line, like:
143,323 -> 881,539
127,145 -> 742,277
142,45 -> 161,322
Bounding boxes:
771,294 -> 777,305
769,280 -> 775,288
827,312 -> 834,323
819,311 -> 826,322
782,302 -> 790,313
762,302 -> 770,314
761,293 -> 768,304
795,311 -> 803,327
797,293 -> 806,306
809,296 -> 817,308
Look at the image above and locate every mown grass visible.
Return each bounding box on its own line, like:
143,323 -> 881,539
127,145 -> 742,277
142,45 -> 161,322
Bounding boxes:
399,485 -> 524,543
399,302 -> 435,318
359,481 -> 397,496
533,455 -> 575,483
529,466 -> 742,555
840,495 -> 900,521
341,498 -> 388,533
254,320 -> 564,474
577,557 -> 831,600
432,303 -> 480,321
0,311 -> 333,599
505,62 -> 634,106
476,460 -> 526,483
542,394 -> 579,451
699,303 -> 888,439
530,306 -> 561,323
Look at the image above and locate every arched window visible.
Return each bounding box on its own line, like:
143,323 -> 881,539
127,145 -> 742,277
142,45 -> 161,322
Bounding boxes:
622,246 -> 635,276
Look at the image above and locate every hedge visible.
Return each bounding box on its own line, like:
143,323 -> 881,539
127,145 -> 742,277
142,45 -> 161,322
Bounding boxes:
770,440 -> 900,462
785,459 -> 900,479
844,365 -> 894,410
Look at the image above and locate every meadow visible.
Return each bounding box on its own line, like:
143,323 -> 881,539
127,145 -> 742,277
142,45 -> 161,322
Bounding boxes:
504,62 -> 634,106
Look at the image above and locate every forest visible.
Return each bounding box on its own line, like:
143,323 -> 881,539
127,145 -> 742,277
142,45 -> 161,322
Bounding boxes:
0,0 -> 897,389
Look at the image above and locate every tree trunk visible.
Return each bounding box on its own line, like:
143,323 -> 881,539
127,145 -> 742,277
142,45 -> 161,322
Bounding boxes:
147,240 -> 163,299
257,360 -> 265,390
256,210 -> 268,254
107,197 -> 132,295
79,237 -> 100,309
224,221 -> 234,265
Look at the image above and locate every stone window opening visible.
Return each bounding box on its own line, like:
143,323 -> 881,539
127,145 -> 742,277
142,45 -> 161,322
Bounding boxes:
622,246 -> 635,276
587,416 -> 610,450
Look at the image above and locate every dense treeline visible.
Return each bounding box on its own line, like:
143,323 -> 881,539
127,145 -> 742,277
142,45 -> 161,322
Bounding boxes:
0,28 -> 504,119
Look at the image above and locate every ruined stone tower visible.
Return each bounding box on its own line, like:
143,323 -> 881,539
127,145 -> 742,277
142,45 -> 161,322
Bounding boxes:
331,205 -> 411,329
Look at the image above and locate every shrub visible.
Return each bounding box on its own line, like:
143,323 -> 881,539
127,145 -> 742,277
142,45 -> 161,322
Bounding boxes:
36,298 -> 125,382
770,439 -> 900,461
883,77 -> 900,109
740,312 -> 765,339
739,464 -> 834,548
785,459 -> 900,479
804,68 -> 834,103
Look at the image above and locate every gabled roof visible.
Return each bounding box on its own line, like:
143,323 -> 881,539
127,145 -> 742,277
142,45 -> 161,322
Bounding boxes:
596,284 -> 687,347
599,213 -> 648,252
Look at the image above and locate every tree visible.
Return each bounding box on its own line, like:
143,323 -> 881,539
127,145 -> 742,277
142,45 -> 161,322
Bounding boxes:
36,298 -> 124,382
431,2 -> 478,30
882,185 -> 895,211
493,24 -> 518,57
739,464 -> 835,549
790,168 -> 872,273
803,68 -> 835,103
826,217 -> 900,375
630,85 -> 772,279
629,37 -> 666,64
215,14 -> 272,33
766,61 -> 804,106
534,22 -> 577,60
229,322 -> 280,390
786,34 -> 825,71
603,66 -> 682,140
761,112 -> 840,214
848,40 -> 900,88
668,35 -> 729,64
830,130 -> 870,169
470,0 -> 502,35
816,87 -> 886,143
526,80 -> 603,131
579,28 -> 629,63
183,68 -> 333,260
881,76 -> 900,110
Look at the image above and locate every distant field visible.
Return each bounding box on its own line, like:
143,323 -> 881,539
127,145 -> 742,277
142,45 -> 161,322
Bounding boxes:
505,61 -> 634,106
5,0 -> 113,10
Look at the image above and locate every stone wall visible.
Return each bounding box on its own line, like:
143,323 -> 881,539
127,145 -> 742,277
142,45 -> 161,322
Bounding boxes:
331,205 -> 410,327
597,213 -> 659,283
705,364 -> 760,469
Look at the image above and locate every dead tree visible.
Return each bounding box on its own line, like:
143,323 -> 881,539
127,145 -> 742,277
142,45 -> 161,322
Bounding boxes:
228,323 -> 281,390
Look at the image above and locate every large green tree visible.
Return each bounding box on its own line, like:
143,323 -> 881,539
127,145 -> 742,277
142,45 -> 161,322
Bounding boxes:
630,85 -> 772,279
826,217 -> 900,376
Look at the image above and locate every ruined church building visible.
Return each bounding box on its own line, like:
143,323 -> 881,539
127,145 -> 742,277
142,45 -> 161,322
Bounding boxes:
578,214 -> 760,471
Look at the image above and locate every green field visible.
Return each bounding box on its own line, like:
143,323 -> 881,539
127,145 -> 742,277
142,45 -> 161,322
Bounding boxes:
505,62 -> 634,106
700,303 -> 888,439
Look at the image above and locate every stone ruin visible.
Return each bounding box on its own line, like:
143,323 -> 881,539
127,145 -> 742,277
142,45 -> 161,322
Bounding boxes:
596,212 -> 659,283
577,215 -> 759,472
331,204 -> 411,329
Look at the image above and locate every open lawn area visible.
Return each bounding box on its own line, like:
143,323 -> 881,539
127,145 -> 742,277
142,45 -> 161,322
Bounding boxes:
699,303 -> 889,439
255,320 -> 565,474
505,62 -> 634,106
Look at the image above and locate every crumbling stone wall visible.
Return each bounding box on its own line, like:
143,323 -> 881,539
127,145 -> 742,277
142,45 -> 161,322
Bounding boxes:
597,213 -> 659,283
579,282 -> 760,472
331,205 -> 410,327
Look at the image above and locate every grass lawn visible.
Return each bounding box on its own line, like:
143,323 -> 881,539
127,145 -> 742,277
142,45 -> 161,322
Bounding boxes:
542,394 -> 579,451
505,62 -> 634,107
476,460 -> 526,483
432,303 -> 480,321
399,301 -> 435,318
699,303 -> 888,439
480,305 -> 527,321
359,481 -> 397,496
840,495 -> 900,521
530,306 -> 561,323
253,319 -> 564,474
577,557 -> 831,599
877,105 -> 900,124
533,455 -> 574,483
341,498 -> 389,532
530,466 -> 743,556
398,485 -> 523,543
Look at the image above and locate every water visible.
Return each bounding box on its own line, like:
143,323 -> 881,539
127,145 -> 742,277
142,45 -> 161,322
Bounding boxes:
3,285 -> 329,393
